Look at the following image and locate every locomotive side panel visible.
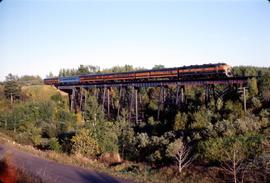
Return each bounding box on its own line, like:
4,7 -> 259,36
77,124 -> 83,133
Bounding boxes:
149,68 -> 178,79
44,78 -> 59,85
177,63 -> 229,79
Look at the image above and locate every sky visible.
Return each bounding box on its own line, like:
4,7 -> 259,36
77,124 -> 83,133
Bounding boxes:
0,0 -> 269,81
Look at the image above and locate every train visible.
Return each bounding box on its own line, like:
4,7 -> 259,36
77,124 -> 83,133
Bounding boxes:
44,63 -> 233,86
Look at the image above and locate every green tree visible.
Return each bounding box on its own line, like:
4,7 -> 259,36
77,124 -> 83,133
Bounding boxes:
250,97 -> 262,110
224,101 -> 244,120
232,117 -> 261,135
4,73 -> 21,103
77,65 -> 90,75
47,71 -> 54,77
84,93 -> 104,127
103,65 -> 135,73
152,65 -> 165,69
117,111 -> 135,159
174,112 -> 188,131
257,71 -> 270,101
94,121 -> 119,153
248,78 -> 258,97
136,133 -> 150,149
198,135 -> 263,183
192,109 -> 212,129
17,120 -> 42,146
133,133 -> 151,160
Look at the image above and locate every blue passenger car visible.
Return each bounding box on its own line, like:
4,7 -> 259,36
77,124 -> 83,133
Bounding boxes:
59,76 -> 80,84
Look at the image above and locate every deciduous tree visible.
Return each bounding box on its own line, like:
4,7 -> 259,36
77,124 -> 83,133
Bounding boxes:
166,139 -> 193,173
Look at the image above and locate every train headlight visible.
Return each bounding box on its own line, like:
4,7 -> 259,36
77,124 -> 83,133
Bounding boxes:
226,66 -> 233,77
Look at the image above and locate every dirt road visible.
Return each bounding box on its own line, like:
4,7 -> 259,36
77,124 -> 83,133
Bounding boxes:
0,145 -> 131,183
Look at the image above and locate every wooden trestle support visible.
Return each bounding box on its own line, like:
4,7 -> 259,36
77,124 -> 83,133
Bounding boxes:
60,77 -> 249,122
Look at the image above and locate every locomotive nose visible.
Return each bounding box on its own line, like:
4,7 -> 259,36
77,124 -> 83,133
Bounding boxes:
226,66 -> 233,77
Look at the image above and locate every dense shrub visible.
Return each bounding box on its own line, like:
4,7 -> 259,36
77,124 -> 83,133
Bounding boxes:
48,138 -> 62,152
71,129 -> 101,158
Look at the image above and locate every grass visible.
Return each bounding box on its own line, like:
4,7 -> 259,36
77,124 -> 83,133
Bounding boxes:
0,84 -> 67,102
22,85 -> 67,102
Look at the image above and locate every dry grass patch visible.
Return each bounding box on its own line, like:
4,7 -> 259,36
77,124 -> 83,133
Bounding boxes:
22,85 -> 67,101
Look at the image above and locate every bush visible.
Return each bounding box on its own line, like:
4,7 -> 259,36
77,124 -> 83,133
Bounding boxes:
71,129 -> 100,158
48,138 -> 62,152
95,121 -> 119,153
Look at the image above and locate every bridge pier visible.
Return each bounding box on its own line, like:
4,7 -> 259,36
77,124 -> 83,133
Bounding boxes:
238,86 -> 247,113
135,88 -> 138,124
180,86 -> 185,104
117,86 -> 123,121
125,86 -> 140,123
211,85 -> 217,107
157,86 -> 163,121
100,86 -> 113,119
78,87 -> 87,111
102,86 -> 106,114
205,84 -> 210,107
128,87 -> 134,122
84,88 -> 88,111
175,85 -> 185,108
107,88 -> 110,119
70,88 -> 77,112
128,86 -> 138,123
176,85 -> 180,105
157,86 -> 168,121
67,87 -> 87,112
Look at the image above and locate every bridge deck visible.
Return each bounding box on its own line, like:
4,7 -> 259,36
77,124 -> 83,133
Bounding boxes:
56,77 -> 249,90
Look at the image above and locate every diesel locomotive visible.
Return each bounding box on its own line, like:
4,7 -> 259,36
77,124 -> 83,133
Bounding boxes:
44,63 -> 233,86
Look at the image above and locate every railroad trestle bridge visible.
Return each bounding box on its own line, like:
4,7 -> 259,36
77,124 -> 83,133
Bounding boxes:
53,77 -> 250,123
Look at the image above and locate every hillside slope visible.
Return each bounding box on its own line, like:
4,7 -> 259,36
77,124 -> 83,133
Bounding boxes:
22,85 -> 68,101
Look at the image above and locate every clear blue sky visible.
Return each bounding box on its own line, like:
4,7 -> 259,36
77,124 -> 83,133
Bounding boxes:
0,0 -> 269,81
